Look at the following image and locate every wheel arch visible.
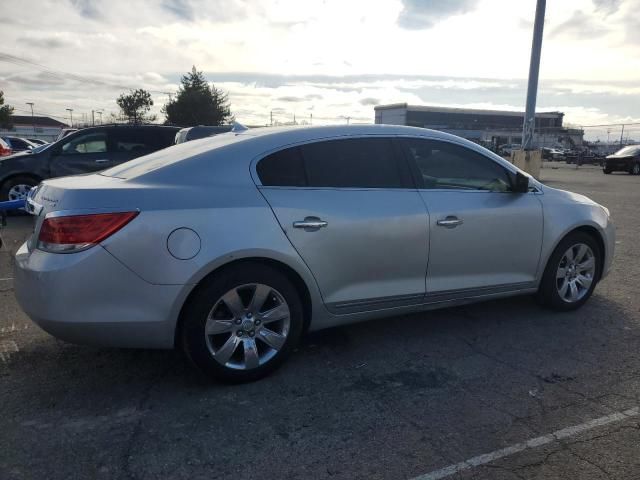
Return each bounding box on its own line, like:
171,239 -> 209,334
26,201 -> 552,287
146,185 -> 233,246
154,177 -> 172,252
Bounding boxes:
174,256 -> 315,348
543,225 -> 606,284
0,172 -> 43,188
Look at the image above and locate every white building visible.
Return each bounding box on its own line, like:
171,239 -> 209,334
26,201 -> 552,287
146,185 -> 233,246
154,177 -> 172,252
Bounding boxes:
1,115 -> 69,142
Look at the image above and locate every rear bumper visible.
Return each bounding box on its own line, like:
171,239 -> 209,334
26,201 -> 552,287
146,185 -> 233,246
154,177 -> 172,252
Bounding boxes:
13,242 -> 185,349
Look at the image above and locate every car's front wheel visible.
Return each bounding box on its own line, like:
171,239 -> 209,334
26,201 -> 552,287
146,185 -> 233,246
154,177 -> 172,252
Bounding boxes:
536,232 -> 601,311
630,163 -> 640,175
181,263 -> 304,382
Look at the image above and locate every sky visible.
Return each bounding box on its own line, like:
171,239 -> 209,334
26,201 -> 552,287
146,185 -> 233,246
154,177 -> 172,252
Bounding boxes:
1,0 -> 639,140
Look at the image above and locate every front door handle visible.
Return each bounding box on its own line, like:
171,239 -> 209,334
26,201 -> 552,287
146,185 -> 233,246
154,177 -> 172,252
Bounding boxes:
437,216 -> 463,228
293,217 -> 328,230
94,159 -> 109,164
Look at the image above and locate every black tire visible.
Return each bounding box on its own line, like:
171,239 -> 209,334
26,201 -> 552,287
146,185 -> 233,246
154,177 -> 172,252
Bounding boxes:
536,232 -> 601,311
181,263 -> 304,383
0,175 -> 39,202
603,168 -> 611,174
630,163 -> 640,175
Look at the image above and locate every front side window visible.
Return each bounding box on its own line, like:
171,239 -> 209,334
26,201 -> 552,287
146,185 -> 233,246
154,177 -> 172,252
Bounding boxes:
301,138 -> 403,188
61,132 -> 107,154
401,138 -> 512,192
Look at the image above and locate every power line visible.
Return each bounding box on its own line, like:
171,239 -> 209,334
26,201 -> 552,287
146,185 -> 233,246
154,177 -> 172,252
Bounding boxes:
0,51 -> 172,95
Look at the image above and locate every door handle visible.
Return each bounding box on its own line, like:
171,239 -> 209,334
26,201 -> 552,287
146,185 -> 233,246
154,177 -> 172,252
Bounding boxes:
293,217 -> 328,230
94,159 -> 109,164
437,216 -> 463,228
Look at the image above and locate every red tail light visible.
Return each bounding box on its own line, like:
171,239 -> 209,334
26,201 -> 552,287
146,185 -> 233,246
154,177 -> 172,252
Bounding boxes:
37,211 -> 139,253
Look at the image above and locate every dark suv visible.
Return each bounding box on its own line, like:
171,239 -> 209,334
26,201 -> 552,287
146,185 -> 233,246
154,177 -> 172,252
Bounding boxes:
0,124 -> 179,201
603,145 -> 640,175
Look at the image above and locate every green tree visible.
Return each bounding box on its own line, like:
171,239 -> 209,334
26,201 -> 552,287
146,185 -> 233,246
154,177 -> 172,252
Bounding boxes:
116,89 -> 154,124
163,66 -> 232,126
0,91 -> 14,129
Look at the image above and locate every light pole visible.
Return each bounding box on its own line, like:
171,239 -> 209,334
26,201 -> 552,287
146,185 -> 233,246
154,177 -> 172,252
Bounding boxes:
521,0 -> 546,150
66,108 -> 74,127
26,102 -> 35,134
95,110 -> 103,124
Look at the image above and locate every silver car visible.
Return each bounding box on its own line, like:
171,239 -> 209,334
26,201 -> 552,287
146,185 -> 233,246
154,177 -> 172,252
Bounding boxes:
14,125 -> 615,382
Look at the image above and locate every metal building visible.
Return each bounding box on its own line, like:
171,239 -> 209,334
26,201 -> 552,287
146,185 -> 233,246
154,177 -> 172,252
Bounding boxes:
374,103 -> 583,149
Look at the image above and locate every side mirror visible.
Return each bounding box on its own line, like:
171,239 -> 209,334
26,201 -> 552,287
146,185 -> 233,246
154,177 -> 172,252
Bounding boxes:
513,172 -> 530,193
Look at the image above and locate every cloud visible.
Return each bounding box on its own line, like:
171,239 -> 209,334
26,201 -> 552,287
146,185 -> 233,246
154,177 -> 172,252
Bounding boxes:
162,0 -> 194,20
69,0 -> 102,19
550,10 -> 611,38
592,0 -> 623,15
397,0 -> 479,30
18,36 -> 76,49
360,97 -> 380,106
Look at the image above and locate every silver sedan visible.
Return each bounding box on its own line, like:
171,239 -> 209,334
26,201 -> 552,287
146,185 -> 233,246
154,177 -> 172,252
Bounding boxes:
14,125 -> 615,382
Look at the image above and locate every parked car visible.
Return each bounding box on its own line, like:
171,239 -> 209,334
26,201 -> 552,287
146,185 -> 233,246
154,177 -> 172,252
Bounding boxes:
175,125 -> 234,144
2,136 -> 37,152
0,124 -> 180,201
565,149 -> 604,166
0,137 -> 12,157
603,145 -> 640,174
14,125 -> 615,382
27,138 -> 48,146
498,143 -> 520,156
541,147 -> 565,161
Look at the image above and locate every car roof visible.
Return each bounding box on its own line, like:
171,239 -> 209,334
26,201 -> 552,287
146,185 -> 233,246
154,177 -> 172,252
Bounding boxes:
104,124 -> 526,183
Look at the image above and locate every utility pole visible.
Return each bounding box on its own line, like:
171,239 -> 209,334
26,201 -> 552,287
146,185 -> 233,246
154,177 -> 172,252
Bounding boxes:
310,113 -> 313,125
270,110 -> 273,126
91,110 -> 95,126
96,110 -> 103,124
293,112 -> 296,125
620,124 -> 625,146
66,108 -> 73,127
26,102 -> 35,134
521,0 -> 546,150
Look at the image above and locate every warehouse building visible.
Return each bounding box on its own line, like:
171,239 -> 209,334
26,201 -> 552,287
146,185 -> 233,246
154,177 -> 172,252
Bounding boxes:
374,103 -> 584,149
0,115 -> 69,142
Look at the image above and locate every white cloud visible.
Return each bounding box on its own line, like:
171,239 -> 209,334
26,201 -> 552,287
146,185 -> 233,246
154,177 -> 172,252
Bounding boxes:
0,0 -> 638,133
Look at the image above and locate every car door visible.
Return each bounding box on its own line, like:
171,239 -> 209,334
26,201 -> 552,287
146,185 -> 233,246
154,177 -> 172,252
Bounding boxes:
399,137 -> 543,296
48,130 -> 112,177
256,137 -> 429,313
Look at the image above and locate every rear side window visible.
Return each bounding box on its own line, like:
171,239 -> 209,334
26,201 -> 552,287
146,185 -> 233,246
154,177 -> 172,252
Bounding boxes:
401,138 -> 512,192
257,147 -> 307,187
111,128 -> 174,153
301,138 -> 403,188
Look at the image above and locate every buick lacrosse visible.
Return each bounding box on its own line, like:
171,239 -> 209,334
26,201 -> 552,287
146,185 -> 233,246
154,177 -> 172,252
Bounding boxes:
14,125 -> 615,382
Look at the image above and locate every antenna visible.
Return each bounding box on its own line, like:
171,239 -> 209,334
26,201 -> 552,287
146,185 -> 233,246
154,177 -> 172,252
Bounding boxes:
231,122 -> 249,133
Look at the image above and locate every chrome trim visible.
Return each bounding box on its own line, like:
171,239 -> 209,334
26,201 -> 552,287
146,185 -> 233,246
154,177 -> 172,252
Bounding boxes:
44,207 -> 141,219
293,218 -> 328,229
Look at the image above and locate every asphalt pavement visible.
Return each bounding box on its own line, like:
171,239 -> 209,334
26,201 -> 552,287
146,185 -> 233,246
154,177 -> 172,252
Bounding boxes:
1,162 -> 640,480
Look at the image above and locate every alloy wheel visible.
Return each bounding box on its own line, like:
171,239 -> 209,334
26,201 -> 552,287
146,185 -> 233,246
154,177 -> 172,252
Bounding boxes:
204,283 -> 291,370
556,243 -> 596,303
7,184 -> 32,201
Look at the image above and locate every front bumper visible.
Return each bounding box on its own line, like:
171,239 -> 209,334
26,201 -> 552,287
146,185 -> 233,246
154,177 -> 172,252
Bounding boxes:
13,242 -> 185,349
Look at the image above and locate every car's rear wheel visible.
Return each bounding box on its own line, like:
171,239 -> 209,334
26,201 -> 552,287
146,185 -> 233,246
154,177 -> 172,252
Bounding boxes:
181,264 -> 304,382
0,175 -> 38,202
536,232 -> 601,311
603,168 -> 611,174
630,163 -> 640,175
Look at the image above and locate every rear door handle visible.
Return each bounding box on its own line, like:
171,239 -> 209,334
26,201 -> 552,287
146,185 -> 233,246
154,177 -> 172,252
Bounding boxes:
293,217 -> 328,230
437,216 -> 463,228
94,159 -> 109,164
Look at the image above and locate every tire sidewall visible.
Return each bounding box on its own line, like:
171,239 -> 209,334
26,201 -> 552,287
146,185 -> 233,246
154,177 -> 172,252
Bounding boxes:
0,175 -> 38,202
181,264 -> 304,383
537,232 -> 601,311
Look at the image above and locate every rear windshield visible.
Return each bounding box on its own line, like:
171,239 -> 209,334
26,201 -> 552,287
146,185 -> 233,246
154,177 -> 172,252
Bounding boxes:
101,132 -> 247,179
613,145 -> 640,156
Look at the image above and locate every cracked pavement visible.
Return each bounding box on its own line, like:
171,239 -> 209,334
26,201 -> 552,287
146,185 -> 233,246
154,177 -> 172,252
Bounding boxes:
1,163 -> 640,479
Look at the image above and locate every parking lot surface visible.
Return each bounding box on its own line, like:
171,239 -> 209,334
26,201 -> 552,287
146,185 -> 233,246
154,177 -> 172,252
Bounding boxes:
1,163 -> 640,480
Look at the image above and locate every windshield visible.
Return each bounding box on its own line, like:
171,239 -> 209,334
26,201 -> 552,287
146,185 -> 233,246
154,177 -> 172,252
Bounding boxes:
613,145 -> 640,156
